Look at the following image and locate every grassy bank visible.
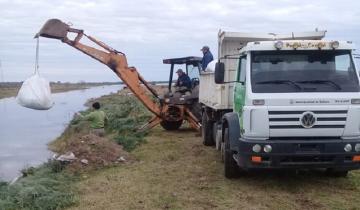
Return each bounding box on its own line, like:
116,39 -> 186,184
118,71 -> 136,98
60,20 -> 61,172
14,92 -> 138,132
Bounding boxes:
0,90 -> 152,210
0,162 -> 78,210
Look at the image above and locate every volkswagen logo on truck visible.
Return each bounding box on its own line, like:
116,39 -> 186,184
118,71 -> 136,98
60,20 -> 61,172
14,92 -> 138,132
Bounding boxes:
301,112 -> 316,128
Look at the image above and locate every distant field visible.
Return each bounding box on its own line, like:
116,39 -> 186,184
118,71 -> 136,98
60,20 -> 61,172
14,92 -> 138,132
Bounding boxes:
0,82 -> 120,99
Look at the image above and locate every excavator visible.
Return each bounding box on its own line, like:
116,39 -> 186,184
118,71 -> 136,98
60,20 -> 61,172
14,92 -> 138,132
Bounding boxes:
35,19 -> 201,131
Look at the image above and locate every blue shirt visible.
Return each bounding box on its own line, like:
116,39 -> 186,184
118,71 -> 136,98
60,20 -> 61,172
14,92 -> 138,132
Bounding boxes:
176,74 -> 192,89
201,51 -> 214,70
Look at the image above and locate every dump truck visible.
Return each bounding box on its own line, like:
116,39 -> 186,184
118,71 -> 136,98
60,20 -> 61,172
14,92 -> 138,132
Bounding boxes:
199,30 -> 360,178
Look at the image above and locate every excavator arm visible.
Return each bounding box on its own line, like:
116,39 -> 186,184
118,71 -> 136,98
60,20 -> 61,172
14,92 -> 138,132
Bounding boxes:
35,19 -> 161,117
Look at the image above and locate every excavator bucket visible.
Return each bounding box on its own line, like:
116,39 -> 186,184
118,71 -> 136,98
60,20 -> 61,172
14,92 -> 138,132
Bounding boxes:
34,19 -> 70,39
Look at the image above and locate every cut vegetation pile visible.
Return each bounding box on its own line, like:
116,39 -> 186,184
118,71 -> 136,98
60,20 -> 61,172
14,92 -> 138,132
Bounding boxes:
58,134 -> 132,172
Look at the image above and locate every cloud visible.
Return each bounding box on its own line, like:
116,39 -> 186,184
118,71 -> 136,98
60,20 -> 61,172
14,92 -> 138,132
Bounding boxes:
0,0 -> 359,82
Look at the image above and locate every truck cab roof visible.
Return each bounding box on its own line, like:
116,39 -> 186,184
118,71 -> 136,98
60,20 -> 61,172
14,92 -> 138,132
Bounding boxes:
218,30 -> 326,43
240,40 -> 356,53
217,30 -> 355,54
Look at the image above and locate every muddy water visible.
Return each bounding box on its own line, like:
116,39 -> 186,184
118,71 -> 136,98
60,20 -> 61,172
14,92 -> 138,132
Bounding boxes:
0,85 -> 122,181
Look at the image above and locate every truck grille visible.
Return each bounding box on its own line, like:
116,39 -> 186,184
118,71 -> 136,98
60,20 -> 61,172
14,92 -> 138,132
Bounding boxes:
268,110 -> 347,129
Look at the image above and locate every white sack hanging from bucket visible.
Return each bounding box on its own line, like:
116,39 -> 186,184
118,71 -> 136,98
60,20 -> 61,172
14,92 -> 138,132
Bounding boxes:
16,74 -> 54,110
16,38 -> 54,110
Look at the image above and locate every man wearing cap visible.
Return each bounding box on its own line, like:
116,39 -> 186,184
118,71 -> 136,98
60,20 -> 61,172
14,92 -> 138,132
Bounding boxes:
76,102 -> 107,137
175,69 -> 192,90
201,46 -> 214,71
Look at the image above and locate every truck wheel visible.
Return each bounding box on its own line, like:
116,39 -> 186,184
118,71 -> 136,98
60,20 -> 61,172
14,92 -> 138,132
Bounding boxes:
223,128 -> 239,178
202,113 -> 215,146
160,120 -> 183,130
325,168 -> 349,177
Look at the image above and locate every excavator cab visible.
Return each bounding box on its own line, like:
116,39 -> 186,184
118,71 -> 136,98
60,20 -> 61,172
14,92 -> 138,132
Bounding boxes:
162,57 -> 202,120
163,56 -> 202,91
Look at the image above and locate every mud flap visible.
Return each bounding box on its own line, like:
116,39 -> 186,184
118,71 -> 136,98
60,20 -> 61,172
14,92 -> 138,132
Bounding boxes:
222,112 -> 241,152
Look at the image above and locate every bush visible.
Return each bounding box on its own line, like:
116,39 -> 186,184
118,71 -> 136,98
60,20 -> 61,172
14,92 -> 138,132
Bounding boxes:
0,163 -> 77,210
98,94 -> 151,151
115,132 -> 147,151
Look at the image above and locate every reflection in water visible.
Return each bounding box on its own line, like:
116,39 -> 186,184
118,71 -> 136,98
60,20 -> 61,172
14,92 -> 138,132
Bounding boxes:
0,85 -> 121,181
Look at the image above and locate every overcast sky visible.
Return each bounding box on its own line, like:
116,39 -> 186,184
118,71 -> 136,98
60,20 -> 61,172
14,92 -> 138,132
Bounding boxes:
0,0 -> 360,82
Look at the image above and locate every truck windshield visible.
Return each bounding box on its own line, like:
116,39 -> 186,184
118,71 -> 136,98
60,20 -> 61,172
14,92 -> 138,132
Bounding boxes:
251,50 -> 359,93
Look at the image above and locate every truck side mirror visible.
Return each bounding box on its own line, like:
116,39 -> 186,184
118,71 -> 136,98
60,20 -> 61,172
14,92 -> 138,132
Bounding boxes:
214,62 -> 225,84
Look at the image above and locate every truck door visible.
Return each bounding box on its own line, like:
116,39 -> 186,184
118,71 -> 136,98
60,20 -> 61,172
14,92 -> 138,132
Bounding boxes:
234,56 -> 247,113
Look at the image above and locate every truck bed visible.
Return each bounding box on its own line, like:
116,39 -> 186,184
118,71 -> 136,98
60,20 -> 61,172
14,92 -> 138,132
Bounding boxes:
199,71 -> 233,110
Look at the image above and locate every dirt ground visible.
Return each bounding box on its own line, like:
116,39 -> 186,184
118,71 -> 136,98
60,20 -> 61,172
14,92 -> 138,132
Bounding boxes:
55,133 -> 132,172
68,126 -> 360,210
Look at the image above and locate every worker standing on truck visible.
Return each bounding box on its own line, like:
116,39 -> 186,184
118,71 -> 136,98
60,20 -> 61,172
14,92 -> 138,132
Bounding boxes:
175,69 -> 192,90
201,46 -> 214,70
76,102 -> 107,136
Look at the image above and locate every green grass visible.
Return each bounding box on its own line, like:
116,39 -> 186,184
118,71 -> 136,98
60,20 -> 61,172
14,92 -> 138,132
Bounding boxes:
0,161 -> 78,210
97,94 -> 151,151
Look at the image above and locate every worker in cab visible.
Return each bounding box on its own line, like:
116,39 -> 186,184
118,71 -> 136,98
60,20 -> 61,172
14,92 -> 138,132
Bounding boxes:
76,102 -> 107,136
175,69 -> 192,92
201,46 -> 214,70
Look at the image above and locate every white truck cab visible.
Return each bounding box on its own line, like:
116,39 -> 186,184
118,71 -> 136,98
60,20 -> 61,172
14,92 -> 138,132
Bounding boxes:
199,31 -> 360,178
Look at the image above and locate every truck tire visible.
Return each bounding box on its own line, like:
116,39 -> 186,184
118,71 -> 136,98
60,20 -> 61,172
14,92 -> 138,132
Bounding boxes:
202,113 -> 215,146
160,120 -> 183,130
223,128 -> 239,178
325,168 -> 349,177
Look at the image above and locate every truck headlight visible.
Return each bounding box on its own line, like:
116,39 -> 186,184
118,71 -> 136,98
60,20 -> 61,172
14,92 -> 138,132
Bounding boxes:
355,144 -> 360,152
264,145 -> 272,153
252,144 -> 261,153
344,144 -> 352,152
